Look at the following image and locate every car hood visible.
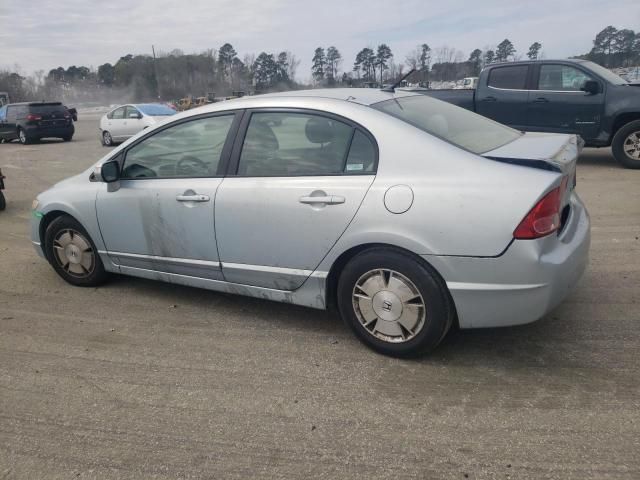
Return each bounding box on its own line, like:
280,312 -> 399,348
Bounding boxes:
483,131 -> 581,175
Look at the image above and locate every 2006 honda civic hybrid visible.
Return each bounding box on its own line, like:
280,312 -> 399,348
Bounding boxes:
31,89 -> 590,357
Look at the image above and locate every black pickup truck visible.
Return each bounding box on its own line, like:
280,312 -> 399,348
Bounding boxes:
420,59 -> 640,168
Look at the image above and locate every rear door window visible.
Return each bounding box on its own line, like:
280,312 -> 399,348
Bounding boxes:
487,65 -> 529,90
237,112 -> 354,176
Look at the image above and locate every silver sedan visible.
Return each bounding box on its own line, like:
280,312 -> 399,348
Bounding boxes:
31,89 -> 590,357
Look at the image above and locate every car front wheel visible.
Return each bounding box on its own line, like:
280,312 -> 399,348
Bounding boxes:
337,248 -> 454,357
44,215 -> 109,287
612,120 -> 640,169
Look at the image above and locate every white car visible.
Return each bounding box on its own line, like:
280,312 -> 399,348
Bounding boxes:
99,103 -> 176,146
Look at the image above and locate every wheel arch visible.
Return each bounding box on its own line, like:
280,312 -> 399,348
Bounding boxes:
610,112 -> 640,142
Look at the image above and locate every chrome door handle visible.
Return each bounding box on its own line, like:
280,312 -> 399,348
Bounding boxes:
533,97 -> 549,103
299,195 -> 345,205
176,194 -> 210,202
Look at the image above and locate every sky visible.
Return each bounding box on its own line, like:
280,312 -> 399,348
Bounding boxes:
1,0 -> 638,82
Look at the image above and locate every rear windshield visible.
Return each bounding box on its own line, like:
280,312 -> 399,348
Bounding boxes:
137,104 -> 176,116
30,104 -> 66,114
372,95 -> 522,154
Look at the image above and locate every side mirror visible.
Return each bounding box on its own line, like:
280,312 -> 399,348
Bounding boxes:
581,80 -> 600,95
101,160 -> 120,183
129,112 -> 142,119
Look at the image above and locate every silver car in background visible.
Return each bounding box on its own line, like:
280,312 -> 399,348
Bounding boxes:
99,103 -> 176,146
31,89 -> 590,357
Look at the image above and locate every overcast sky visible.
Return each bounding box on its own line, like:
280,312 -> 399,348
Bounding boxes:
1,0 -> 638,82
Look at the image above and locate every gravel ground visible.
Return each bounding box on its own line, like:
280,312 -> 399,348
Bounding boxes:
0,113 -> 639,479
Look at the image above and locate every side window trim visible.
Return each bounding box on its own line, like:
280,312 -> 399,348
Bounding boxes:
225,107 -> 379,177
116,110 -> 244,180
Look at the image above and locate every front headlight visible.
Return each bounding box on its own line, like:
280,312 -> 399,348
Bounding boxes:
31,199 -> 39,210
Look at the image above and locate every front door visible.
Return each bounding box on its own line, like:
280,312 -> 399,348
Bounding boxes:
0,105 -> 19,140
527,63 -> 603,140
215,110 -> 377,290
106,106 -> 127,141
96,112 -> 238,280
476,64 -> 531,129
123,105 -> 144,138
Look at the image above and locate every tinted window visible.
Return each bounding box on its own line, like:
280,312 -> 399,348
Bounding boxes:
345,130 -> 376,173
488,65 -> 529,90
0,106 -> 6,121
29,104 -> 66,115
237,112 -> 355,176
121,115 -> 234,179
538,64 -> 594,91
111,107 -> 125,120
373,95 -> 522,154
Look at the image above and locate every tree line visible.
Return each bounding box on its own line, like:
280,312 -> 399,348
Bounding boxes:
1,26 -> 639,104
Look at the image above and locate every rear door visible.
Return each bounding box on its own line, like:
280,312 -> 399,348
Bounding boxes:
527,63 -> 603,140
476,64 -> 531,129
215,109 -> 377,290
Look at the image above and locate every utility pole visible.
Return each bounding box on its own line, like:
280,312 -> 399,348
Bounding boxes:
152,45 -> 161,100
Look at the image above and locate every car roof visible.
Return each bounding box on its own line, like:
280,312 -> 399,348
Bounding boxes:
7,101 -> 63,106
258,88 -> 417,106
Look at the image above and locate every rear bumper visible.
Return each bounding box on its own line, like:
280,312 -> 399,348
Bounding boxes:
25,124 -> 74,138
426,191 -> 590,328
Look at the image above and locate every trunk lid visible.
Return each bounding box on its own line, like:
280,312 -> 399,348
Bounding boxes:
483,131 -> 580,223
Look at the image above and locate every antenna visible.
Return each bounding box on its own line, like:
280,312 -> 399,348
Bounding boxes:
381,68 -> 416,93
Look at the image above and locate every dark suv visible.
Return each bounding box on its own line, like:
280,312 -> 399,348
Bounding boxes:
0,102 -> 74,144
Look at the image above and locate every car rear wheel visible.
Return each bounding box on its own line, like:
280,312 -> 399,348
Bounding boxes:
337,248 -> 454,357
612,120 -> 640,169
102,131 -> 113,146
18,128 -> 31,145
44,215 -> 109,287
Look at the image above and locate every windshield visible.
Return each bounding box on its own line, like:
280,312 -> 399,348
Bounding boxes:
137,104 -> 176,116
580,61 -> 628,85
372,95 -> 522,154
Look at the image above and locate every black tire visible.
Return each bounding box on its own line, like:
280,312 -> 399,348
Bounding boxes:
18,128 -> 31,145
0,191 -> 5,211
337,247 -> 454,357
612,119 -> 640,169
102,131 -> 113,147
63,135 -> 73,142
44,215 -> 109,287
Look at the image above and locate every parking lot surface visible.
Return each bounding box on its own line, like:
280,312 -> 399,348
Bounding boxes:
1,113 -> 639,479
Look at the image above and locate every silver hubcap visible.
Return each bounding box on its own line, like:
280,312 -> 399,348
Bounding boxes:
53,229 -> 94,277
103,132 -> 111,145
623,131 -> 640,160
19,130 -> 25,142
352,269 -> 426,343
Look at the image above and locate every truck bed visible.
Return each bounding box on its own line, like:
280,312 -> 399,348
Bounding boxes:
420,89 -> 476,111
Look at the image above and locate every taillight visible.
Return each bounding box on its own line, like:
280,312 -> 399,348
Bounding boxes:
26,114 -> 42,121
514,178 -> 568,239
